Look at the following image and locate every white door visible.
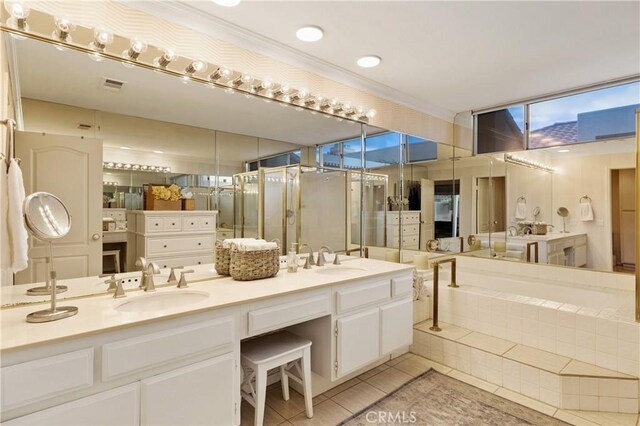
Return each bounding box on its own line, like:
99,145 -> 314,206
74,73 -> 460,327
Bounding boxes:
15,131 -> 103,284
5,384 -> 139,425
336,308 -> 380,378
380,299 -> 413,355
476,177 -> 490,233
140,354 -> 236,426
420,179 -> 434,249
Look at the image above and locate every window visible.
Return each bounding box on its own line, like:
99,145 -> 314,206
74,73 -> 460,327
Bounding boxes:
476,106 -> 525,154
529,81 -> 640,148
320,143 -> 341,168
342,138 -> 362,169
406,135 -> 438,163
365,132 -> 400,168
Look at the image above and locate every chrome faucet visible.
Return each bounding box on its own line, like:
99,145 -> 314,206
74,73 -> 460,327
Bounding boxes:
317,246 -> 332,266
141,261 -> 161,292
299,243 -> 315,269
167,266 -> 184,283
521,225 -> 533,236
99,273 -> 118,292
177,270 -> 195,288
507,226 -> 518,237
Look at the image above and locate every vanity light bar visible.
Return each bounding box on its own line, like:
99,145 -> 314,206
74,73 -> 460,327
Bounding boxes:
0,12 -> 377,123
504,154 -> 555,173
103,162 -> 171,173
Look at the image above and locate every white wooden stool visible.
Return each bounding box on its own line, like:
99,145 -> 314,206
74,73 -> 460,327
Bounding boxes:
241,331 -> 313,426
102,250 -> 120,273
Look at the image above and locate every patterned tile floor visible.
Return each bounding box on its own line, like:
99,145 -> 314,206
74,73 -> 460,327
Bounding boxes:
241,353 -> 640,426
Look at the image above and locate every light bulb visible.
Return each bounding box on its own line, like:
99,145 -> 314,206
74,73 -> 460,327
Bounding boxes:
185,60 -> 207,75
154,49 -> 177,69
52,17 -> 74,43
210,66 -> 232,82
5,1 -> 30,32
273,84 -> 291,98
240,73 -> 253,84
253,78 -> 273,93
366,109 -> 377,119
212,0 -> 241,6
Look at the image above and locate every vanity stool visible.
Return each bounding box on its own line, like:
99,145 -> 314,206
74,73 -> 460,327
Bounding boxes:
241,331 -> 313,426
102,250 -> 121,273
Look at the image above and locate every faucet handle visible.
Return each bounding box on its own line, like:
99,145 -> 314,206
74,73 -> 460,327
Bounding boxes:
168,266 -> 184,283
303,255 -> 312,269
135,257 -> 147,270
99,273 -> 117,291
333,253 -> 341,265
177,270 -> 195,288
113,279 -> 126,299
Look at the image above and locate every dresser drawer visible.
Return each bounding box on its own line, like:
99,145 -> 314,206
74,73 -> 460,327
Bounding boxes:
387,235 -> 419,249
391,276 -> 413,298
248,294 -> 331,336
198,216 -> 215,231
335,279 -> 390,314
145,216 -> 182,233
387,224 -> 420,239
183,217 -> 199,231
1,348 -> 94,411
102,318 -> 234,380
152,254 -> 214,269
147,235 -> 214,256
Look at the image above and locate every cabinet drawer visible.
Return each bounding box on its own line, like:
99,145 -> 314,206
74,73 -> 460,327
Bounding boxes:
147,235 -> 214,256
335,280 -> 390,314
146,217 -> 164,232
102,317 -> 234,381
1,348 -> 94,411
182,217 -> 199,231
163,217 -> 181,231
152,254 -> 214,269
5,383 -> 139,426
198,216 -> 215,231
248,295 -> 331,336
575,236 -> 587,246
392,276 -> 413,298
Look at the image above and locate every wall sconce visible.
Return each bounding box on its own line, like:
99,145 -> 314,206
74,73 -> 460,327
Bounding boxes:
4,1 -> 30,32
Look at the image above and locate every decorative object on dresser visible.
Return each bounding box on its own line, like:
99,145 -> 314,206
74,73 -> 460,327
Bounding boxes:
126,210 -> 217,270
144,184 -> 182,211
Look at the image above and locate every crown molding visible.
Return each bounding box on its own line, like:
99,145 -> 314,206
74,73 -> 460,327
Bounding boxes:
119,0 -> 455,122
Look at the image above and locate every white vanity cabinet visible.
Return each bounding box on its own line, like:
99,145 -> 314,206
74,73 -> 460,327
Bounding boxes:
332,275 -> 413,378
127,210 -> 217,270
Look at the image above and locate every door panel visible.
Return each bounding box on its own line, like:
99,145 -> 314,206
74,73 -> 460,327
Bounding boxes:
420,179 -> 434,249
336,308 -> 380,377
15,131 -> 102,283
381,299 -> 413,354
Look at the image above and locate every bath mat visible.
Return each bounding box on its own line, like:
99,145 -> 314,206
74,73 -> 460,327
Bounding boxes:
339,370 -> 568,426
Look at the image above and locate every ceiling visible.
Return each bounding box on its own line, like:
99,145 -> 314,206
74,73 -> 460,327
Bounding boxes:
14,37 -> 364,150
125,0 -> 640,121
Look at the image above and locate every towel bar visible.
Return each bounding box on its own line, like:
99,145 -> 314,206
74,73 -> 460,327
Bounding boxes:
579,195 -> 592,203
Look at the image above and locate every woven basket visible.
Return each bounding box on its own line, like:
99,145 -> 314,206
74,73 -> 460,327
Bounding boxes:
215,240 -> 231,275
229,245 -> 280,281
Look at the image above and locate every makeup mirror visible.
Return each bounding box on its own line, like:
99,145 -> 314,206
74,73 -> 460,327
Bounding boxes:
557,206 -> 569,233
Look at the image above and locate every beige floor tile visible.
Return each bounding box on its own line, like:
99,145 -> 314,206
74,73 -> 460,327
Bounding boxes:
288,399 -> 352,426
357,363 -> 390,381
331,381 -> 386,414
566,410 -> 639,426
494,387 -> 557,417
394,354 -> 450,377
504,344 -> 570,374
561,359 -> 637,379
241,400 -> 286,426
266,386 -> 326,420
365,367 -> 413,394
447,369 -> 499,394
415,321 -> 472,341
322,377 -> 361,399
458,332 -> 516,355
554,410 -> 600,426
385,352 -> 414,366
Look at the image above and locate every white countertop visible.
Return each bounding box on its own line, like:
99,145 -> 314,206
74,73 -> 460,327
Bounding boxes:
0,258 -> 413,352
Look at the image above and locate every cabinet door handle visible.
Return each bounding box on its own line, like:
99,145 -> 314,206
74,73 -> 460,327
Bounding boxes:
198,242 -> 202,246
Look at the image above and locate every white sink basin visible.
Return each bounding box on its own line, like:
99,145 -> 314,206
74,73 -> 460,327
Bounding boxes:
115,291 -> 209,313
312,266 -> 367,275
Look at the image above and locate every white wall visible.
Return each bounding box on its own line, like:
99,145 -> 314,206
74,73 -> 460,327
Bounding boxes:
551,147 -> 635,271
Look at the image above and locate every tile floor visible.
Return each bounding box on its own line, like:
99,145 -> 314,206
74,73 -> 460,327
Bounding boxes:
240,353 -> 640,426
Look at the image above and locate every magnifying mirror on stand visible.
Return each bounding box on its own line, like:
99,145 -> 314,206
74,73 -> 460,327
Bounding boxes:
23,192 -> 78,322
557,207 -> 569,233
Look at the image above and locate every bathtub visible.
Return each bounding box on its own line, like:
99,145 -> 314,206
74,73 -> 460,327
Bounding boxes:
420,255 -> 640,378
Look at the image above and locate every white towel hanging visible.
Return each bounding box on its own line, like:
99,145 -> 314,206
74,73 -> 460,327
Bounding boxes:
514,197 -> 527,220
7,159 -> 28,273
580,201 -> 594,222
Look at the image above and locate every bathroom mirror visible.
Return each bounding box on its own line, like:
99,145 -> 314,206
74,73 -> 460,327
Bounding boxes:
0,28 -> 367,304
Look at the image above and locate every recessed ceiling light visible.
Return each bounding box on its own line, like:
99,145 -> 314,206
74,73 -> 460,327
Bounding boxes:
557,149 -> 570,153
212,0 -> 241,6
153,150 -> 164,154
296,26 -> 323,42
357,55 -> 381,68
120,146 -> 131,150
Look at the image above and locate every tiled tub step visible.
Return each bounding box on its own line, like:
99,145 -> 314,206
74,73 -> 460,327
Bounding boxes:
411,321 -> 639,414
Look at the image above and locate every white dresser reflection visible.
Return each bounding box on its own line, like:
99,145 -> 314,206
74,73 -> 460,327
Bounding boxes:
381,210 -> 421,250
127,211 -> 217,270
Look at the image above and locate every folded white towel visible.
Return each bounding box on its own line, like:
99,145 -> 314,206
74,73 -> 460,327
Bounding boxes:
437,237 -> 461,253
8,159 -> 28,273
514,201 -> 527,220
222,237 -> 257,248
238,241 -> 279,251
0,162 -> 9,278
580,202 -> 594,221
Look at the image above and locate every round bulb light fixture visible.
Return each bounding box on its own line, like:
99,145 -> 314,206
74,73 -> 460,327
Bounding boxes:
296,26 -> 323,42
212,0 -> 241,6
357,55 -> 381,68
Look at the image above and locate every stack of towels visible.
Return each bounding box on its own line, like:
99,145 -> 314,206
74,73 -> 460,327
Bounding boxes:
222,238 -> 278,251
